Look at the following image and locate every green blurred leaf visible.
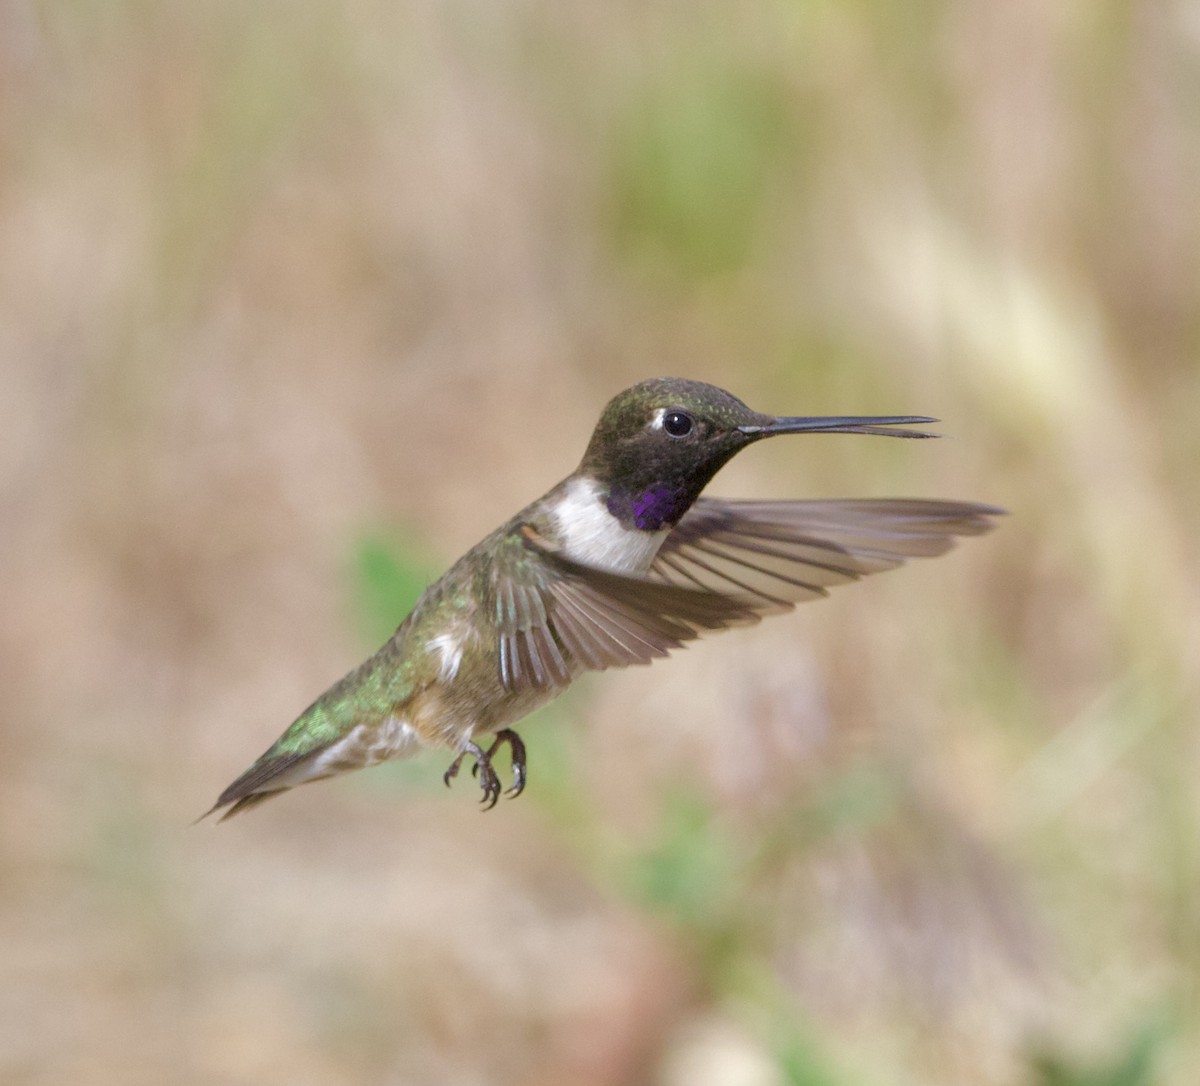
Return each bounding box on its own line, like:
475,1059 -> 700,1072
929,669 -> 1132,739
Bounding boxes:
352,532 -> 439,645
609,63 -> 795,280
1029,1011 -> 1174,1086
625,792 -> 735,929
775,1027 -> 844,1086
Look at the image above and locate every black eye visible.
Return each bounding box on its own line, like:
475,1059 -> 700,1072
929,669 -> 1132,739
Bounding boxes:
662,410 -> 693,437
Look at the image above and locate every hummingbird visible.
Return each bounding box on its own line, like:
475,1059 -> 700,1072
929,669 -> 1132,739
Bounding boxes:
205,377 -> 1001,819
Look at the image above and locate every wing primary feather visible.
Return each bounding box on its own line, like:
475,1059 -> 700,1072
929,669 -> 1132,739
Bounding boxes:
653,550 -> 717,592
669,545 -> 799,607
522,620 -> 549,687
681,538 -> 832,596
534,622 -> 570,683
549,603 -> 609,669
699,533 -> 864,580
550,590 -> 638,665
521,584 -> 567,685
552,583 -> 677,660
524,583 -> 549,627
572,580 -> 703,642
559,585 -> 671,657
499,633 -> 512,688
508,630 -> 523,687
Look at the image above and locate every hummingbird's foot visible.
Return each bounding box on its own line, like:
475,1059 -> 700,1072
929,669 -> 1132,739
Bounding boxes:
443,740 -> 504,810
471,728 -> 527,799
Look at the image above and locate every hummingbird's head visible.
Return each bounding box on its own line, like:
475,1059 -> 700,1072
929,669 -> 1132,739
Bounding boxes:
580,377 -> 937,532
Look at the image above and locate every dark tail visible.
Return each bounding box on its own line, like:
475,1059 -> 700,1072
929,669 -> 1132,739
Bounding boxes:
196,747 -> 329,823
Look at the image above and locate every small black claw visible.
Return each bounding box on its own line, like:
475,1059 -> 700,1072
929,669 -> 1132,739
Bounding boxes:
445,740 -> 504,810
469,729 -> 527,800
478,766 -> 502,810
443,754 -> 464,788
498,729 -> 527,798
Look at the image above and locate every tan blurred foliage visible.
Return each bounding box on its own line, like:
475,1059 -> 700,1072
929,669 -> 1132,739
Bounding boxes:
2,2 -> 1198,1084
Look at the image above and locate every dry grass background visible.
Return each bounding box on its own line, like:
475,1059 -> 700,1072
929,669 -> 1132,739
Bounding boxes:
2,2 -> 1199,1084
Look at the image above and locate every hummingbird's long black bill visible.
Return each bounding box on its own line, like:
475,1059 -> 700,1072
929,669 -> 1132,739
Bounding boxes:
739,416 -> 939,440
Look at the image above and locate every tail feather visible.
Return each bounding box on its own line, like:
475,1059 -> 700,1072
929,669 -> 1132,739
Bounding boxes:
216,790 -> 288,821
198,745 -> 331,823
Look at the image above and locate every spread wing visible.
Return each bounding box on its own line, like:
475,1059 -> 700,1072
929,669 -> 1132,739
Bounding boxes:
648,497 -> 1003,609
489,526 -> 758,692
489,499 -> 1002,694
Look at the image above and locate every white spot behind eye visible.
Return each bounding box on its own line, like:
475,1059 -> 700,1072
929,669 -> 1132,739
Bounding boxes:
649,408 -> 666,431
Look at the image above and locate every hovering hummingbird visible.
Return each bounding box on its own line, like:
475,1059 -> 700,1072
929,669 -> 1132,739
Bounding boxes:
205,377 -> 1000,819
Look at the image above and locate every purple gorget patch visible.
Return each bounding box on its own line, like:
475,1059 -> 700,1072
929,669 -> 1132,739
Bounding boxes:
608,483 -> 688,531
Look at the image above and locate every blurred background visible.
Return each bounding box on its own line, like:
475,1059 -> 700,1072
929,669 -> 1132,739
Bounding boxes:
2,1 -> 1198,1083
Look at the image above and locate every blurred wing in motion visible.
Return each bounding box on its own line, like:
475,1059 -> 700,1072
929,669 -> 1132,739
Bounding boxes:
649,497 -> 1004,611
490,500 -> 1001,693
490,526 -> 759,692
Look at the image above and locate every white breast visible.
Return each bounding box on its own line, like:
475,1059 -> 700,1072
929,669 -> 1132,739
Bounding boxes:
550,476 -> 668,574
